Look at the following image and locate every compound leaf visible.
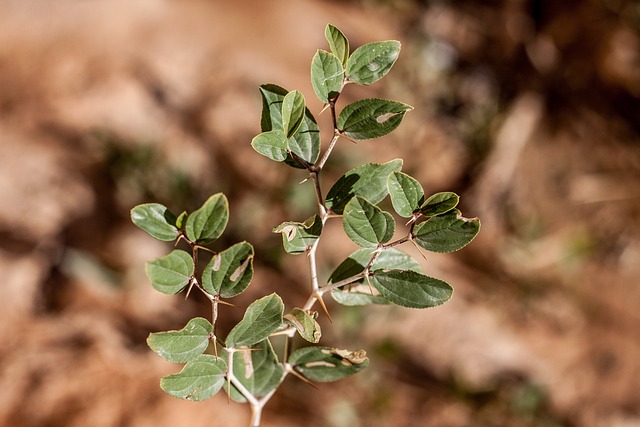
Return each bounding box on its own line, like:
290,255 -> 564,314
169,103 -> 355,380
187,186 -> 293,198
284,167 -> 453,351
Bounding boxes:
225,293 -> 284,348
325,159 -> 402,214
147,317 -> 213,363
413,209 -> 480,253
345,40 -> 400,85
185,193 -> 229,245
311,50 -> 344,103
131,203 -> 179,241
160,355 -> 227,401
146,250 -> 194,295
202,241 -> 254,298
284,308 -> 321,343
289,347 -> 368,382
371,269 -> 452,308
325,24 -> 349,66
282,90 -> 306,138
343,196 -> 395,248
387,172 -> 425,218
337,98 -> 412,140
251,130 -> 289,162
273,215 -> 322,255
419,192 -> 459,217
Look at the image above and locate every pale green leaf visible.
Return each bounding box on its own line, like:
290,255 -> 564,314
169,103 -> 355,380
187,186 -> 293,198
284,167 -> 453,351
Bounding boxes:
185,193 -> 229,244
160,355 -> 227,401
282,90 -> 306,138
419,192 -> 459,217
147,317 -> 213,363
337,98 -> 412,140
202,242 -> 254,298
225,340 -> 285,402
387,172 -> 425,218
325,24 -> 349,66
311,50 -> 344,103
130,203 -> 179,241
146,250 -> 194,295
343,196 -> 395,248
225,293 -> 284,348
273,215 -> 322,255
345,40 -> 400,85
371,269 -> 453,308
289,347 -> 368,382
251,130 -> 288,162
284,308 -> 321,343
413,209 -> 480,253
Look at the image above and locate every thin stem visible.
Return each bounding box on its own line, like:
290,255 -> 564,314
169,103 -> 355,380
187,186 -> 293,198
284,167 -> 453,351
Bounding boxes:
316,132 -> 340,171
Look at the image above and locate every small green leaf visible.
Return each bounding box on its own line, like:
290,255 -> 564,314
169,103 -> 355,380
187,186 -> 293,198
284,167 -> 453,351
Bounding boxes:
325,159 -> 402,214
387,172 -> 425,218
131,203 -> 179,241
345,40 -> 400,85
289,347 -> 368,382
146,250 -> 194,295
273,215 -> 322,255
160,355 -> 227,401
343,196 -> 395,248
202,242 -> 254,298
419,192 -> 459,217
259,84 -> 320,167
175,211 -> 188,230
413,209 -> 480,253
251,130 -> 289,162
225,340 -> 285,402
330,290 -> 390,306
147,317 -> 213,363
328,247 -> 421,285
311,50 -> 344,103
225,293 -> 284,348
337,98 -> 413,140
325,24 -> 349,66
282,90 -> 306,138
371,269 -> 453,308
185,193 -> 229,245
284,308 -> 321,343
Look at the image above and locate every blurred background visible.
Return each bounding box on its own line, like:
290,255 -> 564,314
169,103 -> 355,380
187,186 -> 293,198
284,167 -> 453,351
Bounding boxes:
1,0 -> 639,426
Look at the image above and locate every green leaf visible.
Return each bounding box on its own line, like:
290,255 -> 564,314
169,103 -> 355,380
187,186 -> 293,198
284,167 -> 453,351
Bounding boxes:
387,172 -> 425,218
289,347 -> 368,382
311,50 -> 344,103
146,250 -> 194,295
184,193 -> 229,244
284,308 -> 321,343
325,24 -> 349,66
337,98 -> 412,140
345,40 -> 400,85
225,293 -> 284,348
202,242 -> 254,298
413,209 -> 480,253
147,317 -> 213,363
325,159 -> 402,214
371,269 -> 453,308
282,90 -> 306,138
419,192 -> 459,217
175,211 -> 188,230
343,196 -> 395,248
259,84 -> 320,167
130,203 -> 179,241
331,290 -> 390,306
328,247 -> 421,284
273,215 -> 322,255
160,355 -> 227,401
251,130 -> 288,162
225,340 -> 285,402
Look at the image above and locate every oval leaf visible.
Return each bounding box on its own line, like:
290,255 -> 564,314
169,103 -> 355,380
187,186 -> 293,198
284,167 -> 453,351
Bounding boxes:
337,98 -> 413,140
224,340 -> 285,402
259,84 -> 320,167
343,196 -> 395,248
330,290 -> 390,306
251,130 -> 289,162
273,215 -> 322,255
225,293 -> 285,348
284,308 -> 321,343
413,209 -> 480,253
325,159 -> 403,214
325,24 -> 349,66
160,355 -> 227,401
282,90 -> 306,138
371,269 -> 453,308
311,50 -> 344,103
387,172 -> 425,218
419,192 -> 459,217
289,347 -> 368,382
131,203 -> 179,241
185,193 -> 229,244
345,40 -> 400,85
146,250 -> 194,295
202,241 -> 254,298
147,317 -> 213,363
328,247 -> 421,285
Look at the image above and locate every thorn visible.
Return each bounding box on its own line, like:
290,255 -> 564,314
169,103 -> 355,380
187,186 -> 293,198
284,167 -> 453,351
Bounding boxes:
365,274 -> 374,295
218,299 -> 240,308
319,103 -> 330,114
184,278 -> 196,300
315,292 -> 333,323
299,177 -> 309,184
410,238 -> 428,261
288,368 -> 319,389
195,245 -> 216,255
212,336 -> 219,361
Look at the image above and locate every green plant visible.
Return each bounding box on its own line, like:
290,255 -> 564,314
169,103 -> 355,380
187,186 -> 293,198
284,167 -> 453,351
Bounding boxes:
130,24 -> 480,427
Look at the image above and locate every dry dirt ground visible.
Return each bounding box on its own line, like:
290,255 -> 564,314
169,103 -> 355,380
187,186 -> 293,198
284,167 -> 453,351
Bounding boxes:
1,1 -> 639,426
